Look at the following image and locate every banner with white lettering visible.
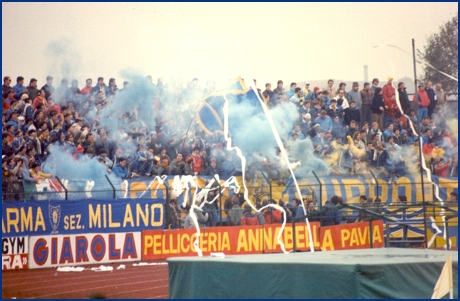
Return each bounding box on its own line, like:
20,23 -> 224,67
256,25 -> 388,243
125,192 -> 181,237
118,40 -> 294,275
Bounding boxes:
2,236 -> 29,270
29,232 -> 141,269
2,198 -> 164,237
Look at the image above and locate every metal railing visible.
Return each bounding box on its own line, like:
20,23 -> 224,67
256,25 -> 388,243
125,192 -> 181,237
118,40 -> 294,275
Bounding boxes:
290,202 -> 457,251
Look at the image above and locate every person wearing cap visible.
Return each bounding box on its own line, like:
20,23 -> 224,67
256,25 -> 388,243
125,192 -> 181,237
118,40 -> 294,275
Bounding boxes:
289,87 -> 303,106
302,82 -> 314,101
413,82 -> 430,121
312,86 -> 320,98
300,112 -> 312,137
347,82 -> 362,110
382,76 -> 395,104
399,129 -> 410,145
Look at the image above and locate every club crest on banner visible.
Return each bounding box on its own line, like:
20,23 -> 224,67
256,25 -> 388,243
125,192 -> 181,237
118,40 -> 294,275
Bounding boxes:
49,204 -> 61,234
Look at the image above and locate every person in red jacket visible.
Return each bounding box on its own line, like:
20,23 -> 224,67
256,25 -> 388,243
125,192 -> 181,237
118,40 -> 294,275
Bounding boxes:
382,77 -> 395,104
383,93 -> 400,128
413,83 -> 430,122
185,146 -> 204,175
262,199 -> 282,224
434,158 -> 449,177
241,204 -> 261,225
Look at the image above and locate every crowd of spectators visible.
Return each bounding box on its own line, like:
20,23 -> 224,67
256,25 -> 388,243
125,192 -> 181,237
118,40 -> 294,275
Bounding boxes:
2,74 -> 457,203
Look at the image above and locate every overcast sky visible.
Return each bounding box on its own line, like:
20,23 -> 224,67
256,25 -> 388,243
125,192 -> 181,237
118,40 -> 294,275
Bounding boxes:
2,2 -> 457,89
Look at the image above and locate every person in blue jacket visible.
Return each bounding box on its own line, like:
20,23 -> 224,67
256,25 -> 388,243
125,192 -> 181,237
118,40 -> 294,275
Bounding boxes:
322,196 -> 341,226
112,157 -> 128,179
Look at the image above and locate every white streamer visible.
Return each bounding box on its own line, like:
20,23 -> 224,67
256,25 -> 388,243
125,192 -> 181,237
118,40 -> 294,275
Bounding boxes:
390,73 -> 443,204
138,175 -> 167,198
221,92 -> 289,254
207,16 -> 315,253
427,216 -> 443,248
372,44 -> 458,82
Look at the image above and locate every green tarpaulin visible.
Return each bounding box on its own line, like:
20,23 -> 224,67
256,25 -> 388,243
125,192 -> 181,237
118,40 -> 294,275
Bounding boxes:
168,248 -> 458,299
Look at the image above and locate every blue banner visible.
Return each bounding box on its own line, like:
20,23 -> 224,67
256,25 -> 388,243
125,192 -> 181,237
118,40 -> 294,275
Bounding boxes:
2,198 -> 165,238
282,175 -> 458,205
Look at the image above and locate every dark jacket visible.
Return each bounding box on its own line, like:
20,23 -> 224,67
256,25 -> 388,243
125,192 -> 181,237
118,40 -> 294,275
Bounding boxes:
369,149 -> 389,168
343,107 -> 361,126
326,107 -> 343,121
370,88 -> 384,114
398,87 -> 411,114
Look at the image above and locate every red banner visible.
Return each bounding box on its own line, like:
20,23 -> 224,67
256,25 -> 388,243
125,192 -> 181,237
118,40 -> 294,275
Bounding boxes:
263,223 -> 321,253
2,254 -> 28,270
142,221 -> 384,260
142,223 -> 321,260
320,220 -> 385,251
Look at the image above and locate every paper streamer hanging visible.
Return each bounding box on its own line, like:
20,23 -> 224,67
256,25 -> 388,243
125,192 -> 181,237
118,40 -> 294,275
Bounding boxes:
372,44 -> 458,82
390,75 -> 443,204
